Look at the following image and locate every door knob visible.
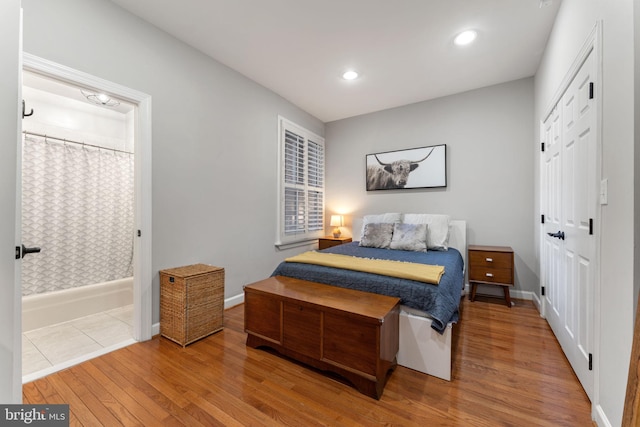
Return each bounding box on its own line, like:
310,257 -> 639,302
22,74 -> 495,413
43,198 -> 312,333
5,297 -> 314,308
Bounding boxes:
21,244 -> 41,258
547,231 -> 565,240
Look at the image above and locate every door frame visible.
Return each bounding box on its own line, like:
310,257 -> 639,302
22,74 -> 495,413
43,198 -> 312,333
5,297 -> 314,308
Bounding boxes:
539,21 -> 602,407
21,53 -> 153,343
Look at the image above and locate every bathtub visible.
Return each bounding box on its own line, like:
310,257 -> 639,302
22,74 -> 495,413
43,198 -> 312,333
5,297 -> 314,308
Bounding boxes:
22,277 -> 133,332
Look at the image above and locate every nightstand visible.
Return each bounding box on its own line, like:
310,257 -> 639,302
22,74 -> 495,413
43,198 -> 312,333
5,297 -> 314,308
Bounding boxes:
318,236 -> 352,250
468,245 -> 514,307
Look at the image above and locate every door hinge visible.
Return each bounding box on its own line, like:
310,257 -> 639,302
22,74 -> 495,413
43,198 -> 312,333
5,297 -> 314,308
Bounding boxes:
541,142 -> 545,152
541,286 -> 545,296
589,353 -> 593,371
589,218 -> 593,235
541,214 -> 545,224
137,229 -> 142,237
15,246 -> 21,260
589,82 -> 594,99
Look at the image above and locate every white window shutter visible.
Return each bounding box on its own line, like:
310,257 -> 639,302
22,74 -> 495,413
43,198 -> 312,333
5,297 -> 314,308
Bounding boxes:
277,118 -> 325,246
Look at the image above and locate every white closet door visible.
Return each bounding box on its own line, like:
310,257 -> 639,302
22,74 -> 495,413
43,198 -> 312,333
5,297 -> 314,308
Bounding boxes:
541,50 -> 596,401
542,103 -> 562,324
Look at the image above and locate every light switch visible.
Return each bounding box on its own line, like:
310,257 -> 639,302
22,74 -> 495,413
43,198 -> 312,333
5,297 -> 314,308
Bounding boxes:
600,178 -> 608,205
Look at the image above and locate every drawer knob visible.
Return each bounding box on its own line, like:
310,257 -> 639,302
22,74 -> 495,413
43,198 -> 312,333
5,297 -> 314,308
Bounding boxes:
486,273 -> 494,277
486,258 -> 493,262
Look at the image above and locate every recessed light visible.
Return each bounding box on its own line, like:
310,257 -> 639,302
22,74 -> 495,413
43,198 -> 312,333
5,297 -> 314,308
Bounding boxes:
80,89 -> 120,107
454,30 -> 477,46
342,70 -> 359,80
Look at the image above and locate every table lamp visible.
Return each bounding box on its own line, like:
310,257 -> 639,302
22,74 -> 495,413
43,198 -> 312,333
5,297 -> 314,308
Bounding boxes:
330,215 -> 344,238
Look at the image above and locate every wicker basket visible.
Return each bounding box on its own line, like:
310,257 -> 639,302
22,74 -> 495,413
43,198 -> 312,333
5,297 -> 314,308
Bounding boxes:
160,264 -> 224,347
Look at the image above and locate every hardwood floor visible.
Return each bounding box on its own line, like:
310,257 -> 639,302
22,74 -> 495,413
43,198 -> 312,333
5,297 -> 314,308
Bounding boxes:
23,297 -> 593,426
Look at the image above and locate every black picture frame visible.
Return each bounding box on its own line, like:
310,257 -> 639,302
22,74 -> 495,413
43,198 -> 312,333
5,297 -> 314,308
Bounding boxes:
365,144 -> 446,191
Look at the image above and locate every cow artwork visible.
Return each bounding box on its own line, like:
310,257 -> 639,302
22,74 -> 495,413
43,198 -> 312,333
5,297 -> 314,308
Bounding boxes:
365,144 -> 446,191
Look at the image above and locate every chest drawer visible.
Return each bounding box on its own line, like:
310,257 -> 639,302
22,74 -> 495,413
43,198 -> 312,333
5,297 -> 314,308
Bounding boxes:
469,266 -> 513,284
469,251 -> 513,269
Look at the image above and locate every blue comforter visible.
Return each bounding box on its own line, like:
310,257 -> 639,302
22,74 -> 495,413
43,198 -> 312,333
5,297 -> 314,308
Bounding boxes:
271,242 -> 464,333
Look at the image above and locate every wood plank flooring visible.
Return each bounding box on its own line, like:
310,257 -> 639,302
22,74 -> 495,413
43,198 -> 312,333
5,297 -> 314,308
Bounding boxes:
23,297 -> 593,426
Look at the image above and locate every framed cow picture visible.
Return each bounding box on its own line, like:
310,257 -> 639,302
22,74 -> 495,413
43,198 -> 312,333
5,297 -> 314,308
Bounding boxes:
365,144 -> 446,191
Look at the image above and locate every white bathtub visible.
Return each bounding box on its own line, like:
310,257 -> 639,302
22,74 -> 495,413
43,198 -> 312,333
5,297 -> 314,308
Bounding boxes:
22,277 -> 133,332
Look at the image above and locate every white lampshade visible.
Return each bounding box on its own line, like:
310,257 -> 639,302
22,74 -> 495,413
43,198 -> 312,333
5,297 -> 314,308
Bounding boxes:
330,215 -> 343,227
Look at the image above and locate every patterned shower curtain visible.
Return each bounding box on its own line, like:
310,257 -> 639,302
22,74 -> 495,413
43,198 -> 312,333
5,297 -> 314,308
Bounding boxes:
21,135 -> 134,296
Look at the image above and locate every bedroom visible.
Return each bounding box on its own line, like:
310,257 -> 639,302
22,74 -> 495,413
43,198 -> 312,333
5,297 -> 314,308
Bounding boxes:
0,0 -> 636,426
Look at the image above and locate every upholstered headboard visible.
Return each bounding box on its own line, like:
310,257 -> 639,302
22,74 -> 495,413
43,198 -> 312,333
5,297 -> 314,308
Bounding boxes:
448,220 -> 467,269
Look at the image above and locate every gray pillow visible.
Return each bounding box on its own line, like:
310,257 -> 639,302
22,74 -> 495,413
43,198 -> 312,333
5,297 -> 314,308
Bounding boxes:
359,223 -> 394,248
389,223 -> 428,252
402,213 -> 450,250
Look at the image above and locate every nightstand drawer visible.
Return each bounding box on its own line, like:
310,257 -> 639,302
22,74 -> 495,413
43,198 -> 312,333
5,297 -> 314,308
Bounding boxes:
469,250 -> 512,269
469,266 -> 513,285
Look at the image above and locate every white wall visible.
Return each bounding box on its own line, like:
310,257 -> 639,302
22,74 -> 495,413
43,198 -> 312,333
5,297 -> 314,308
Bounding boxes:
534,1 -> 635,425
21,0 -> 324,323
22,86 -> 130,152
325,78 -> 536,294
0,0 -> 22,404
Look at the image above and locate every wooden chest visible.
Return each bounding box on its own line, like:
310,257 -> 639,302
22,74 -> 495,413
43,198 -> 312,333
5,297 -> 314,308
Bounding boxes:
244,276 -> 400,399
160,264 -> 224,346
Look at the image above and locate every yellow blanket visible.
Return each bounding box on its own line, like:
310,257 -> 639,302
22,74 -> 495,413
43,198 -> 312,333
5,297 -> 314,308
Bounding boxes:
285,251 -> 444,285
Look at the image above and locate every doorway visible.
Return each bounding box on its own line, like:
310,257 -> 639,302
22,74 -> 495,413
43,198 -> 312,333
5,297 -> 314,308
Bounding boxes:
20,54 -> 152,380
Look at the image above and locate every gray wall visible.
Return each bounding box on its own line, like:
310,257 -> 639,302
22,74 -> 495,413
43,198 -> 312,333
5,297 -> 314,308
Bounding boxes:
0,0 -> 22,404
325,78 -> 536,294
21,0 -> 324,323
534,0 -> 635,424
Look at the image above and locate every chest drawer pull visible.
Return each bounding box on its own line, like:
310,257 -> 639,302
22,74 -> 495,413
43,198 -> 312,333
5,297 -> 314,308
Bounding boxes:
486,257 -> 493,262
486,273 -> 494,277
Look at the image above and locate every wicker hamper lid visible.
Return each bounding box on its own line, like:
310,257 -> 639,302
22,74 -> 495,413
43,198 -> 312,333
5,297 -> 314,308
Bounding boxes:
160,263 -> 223,278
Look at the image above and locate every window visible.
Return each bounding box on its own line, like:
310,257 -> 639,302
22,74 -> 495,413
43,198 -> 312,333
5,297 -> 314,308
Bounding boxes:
277,117 -> 325,247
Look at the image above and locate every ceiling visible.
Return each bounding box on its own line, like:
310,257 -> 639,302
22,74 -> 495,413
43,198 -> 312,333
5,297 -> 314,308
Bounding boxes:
109,0 -> 560,122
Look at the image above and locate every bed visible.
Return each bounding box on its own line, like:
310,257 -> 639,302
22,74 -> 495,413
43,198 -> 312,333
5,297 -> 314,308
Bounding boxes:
271,215 -> 467,381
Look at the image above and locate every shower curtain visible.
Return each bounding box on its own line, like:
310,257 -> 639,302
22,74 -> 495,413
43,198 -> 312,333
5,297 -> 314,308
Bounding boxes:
21,135 -> 134,296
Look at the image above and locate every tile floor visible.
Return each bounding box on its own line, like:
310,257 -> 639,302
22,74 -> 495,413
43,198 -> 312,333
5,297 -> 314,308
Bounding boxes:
22,305 -> 134,379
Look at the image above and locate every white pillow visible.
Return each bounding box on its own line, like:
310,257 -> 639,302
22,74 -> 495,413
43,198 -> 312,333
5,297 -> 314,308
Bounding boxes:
389,223 -> 428,251
402,213 -> 450,250
360,213 -> 401,239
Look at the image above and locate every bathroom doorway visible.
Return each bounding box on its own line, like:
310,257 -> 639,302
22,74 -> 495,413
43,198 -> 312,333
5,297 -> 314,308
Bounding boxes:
20,54 -> 152,381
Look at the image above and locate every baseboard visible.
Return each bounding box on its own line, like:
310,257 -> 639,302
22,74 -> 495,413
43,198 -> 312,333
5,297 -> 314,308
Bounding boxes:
464,283 -> 534,301
510,289 -> 534,300
593,404 -> 612,427
531,292 -> 542,314
225,293 -> 244,309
